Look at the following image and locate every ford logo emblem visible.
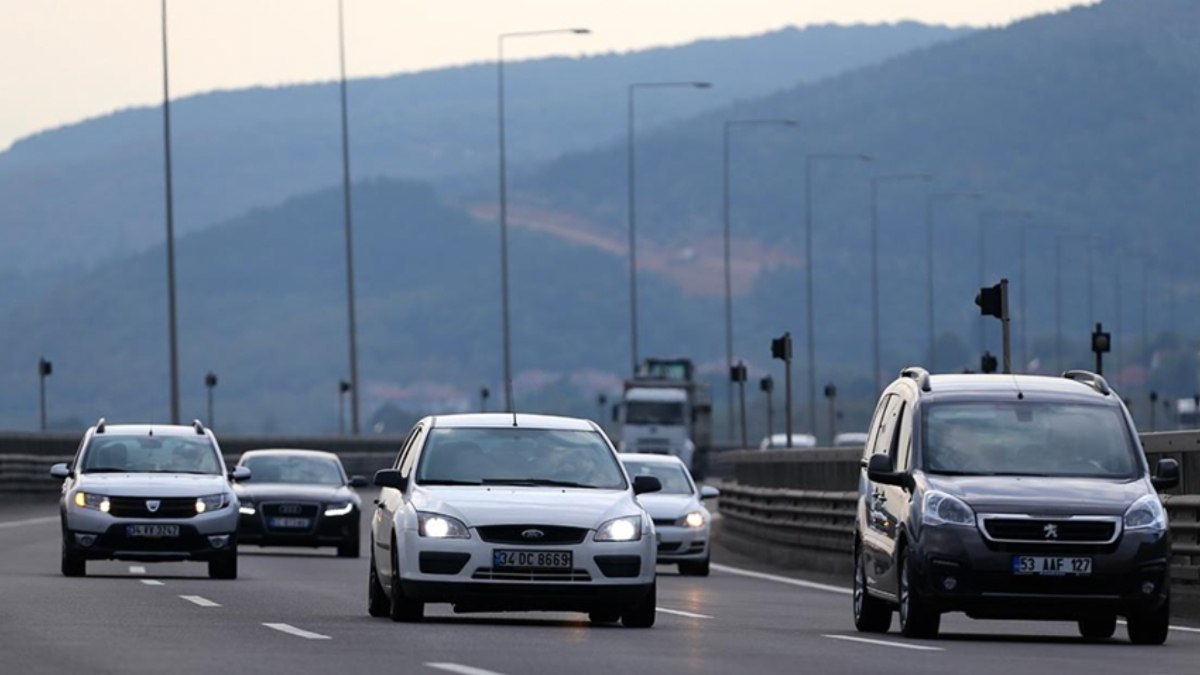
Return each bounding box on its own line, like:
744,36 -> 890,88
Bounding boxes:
521,529 -> 545,540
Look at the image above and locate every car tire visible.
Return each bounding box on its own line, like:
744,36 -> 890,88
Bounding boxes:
588,609 -> 622,624
678,558 -> 710,577
898,549 -> 939,639
338,532 -> 360,559
388,540 -> 424,622
61,544 -> 86,578
208,547 -> 238,580
1078,614 -> 1116,640
368,542 -> 390,618
621,581 -> 657,628
853,545 -> 892,633
1126,593 -> 1169,645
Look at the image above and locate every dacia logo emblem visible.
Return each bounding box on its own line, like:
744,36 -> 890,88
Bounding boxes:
146,500 -> 161,513
521,529 -> 545,540
1043,523 -> 1059,539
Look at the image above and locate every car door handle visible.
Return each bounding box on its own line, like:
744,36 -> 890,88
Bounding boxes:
872,490 -> 887,503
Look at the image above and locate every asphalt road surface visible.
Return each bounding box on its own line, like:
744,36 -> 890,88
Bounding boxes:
2,499 -> 1198,675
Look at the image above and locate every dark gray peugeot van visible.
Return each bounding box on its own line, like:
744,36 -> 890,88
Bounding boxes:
852,368 -> 1179,644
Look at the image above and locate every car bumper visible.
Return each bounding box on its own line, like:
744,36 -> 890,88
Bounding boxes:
237,511 -> 358,548
911,525 -> 1170,619
62,506 -> 239,562
655,525 -> 709,562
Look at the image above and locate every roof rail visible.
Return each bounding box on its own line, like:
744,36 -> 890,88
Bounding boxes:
1062,370 -> 1111,396
95,417 -> 107,434
899,366 -> 932,392
191,419 -> 206,435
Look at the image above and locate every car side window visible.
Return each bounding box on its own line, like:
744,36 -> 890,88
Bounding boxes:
393,424 -> 421,470
871,395 -> 902,457
864,394 -> 894,461
398,425 -> 426,480
893,403 -> 912,470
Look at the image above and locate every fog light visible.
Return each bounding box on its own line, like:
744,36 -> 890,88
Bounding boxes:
1141,581 -> 1156,595
942,576 -> 958,591
74,534 -> 97,547
207,535 -> 231,549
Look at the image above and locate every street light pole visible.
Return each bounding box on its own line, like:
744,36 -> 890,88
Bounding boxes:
204,372 -> 217,428
337,0 -> 361,434
871,173 -> 932,391
925,192 -> 982,369
722,118 -> 795,441
627,81 -> 710,377
160,0 -> 180,425
38,358 -> 52,432
804,153 -> 870,436
498,28 -> 589,413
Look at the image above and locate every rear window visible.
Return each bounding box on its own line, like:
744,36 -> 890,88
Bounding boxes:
922,402 -> 1138,479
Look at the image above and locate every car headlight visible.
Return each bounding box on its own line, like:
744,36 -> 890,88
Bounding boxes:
596,515 -> 643,542
1124,494 -> 1167,532
238,501 -> 256,516
922,490 -> 975,527
324,502 -> 354,517
73,491 -> 110,513
195,494 -> 228,514
417,512 -> 471,539
681,511 -> 706,529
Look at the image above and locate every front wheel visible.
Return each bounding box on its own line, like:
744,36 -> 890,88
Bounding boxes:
678,558 -> 710,577
853,546 -> 891,633
898,550 -> 939,639
61,545 -> 86,577
388,543 -> 424,622
621,582 -> 657,628
1078,614 -> 1116,640
1126,594 -> 1170,645
338,532 -> 360,559
208,548 -> 238,580
368,543 -> 389,618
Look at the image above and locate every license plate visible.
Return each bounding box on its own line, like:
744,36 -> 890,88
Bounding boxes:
493,549 -> 573,570
268,517 -> 311,529
1012,555 -> 1092,576
126,524 -> 180,538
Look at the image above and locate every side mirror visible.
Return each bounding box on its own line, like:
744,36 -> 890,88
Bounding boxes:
49,463 -> 71,479
1151,458 -> 1180,491
374,469 -> 406,491
228,466 -> 252,482
699,485 -> 720,500
866,453 -> 910,489
633,475 -> 662,495
348,475 -> 369,488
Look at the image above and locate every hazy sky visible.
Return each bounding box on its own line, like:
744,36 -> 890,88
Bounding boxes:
2,0 -> 1096,151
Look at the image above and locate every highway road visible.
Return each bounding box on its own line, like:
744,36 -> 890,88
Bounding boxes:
2,497 -> 1198,675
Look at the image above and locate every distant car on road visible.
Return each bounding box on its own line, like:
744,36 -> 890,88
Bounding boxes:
758,433 -> 817,450
833,432 -> 869,448
621,454 -> 718,576
234,449 -> 367,558
368,413 -> 661,627
50,419 -> 248,579
853,368 -> 1177,644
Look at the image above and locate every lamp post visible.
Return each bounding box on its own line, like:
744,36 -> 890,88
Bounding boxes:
925,192 -> 982,369
824,382 -> 838,444
596,393 -> 608,429
498,28 -> 590,413
480,387 -> 490,412
336,0 -> 361,434
759,376 -> 774,445
804,153 -> 870,436
160,0 -> 180,424
204,372 -> 218,428
722,118 -> 796,441
977,210 -> 1032,357
627,81 -> 711,378
38,358 -> 52,432
871,173 -> 932,391
338,380 -> 351,435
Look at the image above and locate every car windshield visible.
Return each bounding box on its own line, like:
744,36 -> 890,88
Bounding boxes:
416,428 -> 627,490
622,461 -> 693,495
241,455 -> 344,485
626,402 -> 685,425
81,435 -> 222,475
923,402 -> 1138,478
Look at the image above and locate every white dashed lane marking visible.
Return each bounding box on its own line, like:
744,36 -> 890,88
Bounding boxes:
179,595 -> 220,607
262,623 -> 332,640
822,634 -> 945,652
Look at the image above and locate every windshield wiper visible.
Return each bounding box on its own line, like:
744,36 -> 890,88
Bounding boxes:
419,479 -> 483,486
481,478 -> 598,489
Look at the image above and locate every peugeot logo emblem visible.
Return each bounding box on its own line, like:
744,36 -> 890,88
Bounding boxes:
1043,523 -> 1059,540
145,500 -> 161,513
521,529 -> 545,540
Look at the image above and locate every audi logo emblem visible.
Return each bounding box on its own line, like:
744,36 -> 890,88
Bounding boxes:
279,504 -> 303,515
521,529 -> 545,540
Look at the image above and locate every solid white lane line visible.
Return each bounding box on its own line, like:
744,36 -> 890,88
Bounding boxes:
426,663 -> 509,675
1116,619 -> 1200,634
711,563 -> 852,596
179,595 -> 221,607
0,516 -> 57,530
262,623 -> 332,640
140,580 -> 164,586
823,634 -> 944,652
656,607 -> 714,619
129,566 -> 146,575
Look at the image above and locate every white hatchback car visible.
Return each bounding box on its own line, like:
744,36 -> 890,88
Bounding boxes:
620,454 -> 718,576
368,414 -> 661,627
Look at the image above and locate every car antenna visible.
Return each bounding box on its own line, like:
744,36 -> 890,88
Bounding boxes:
1011,374 -> 1025,400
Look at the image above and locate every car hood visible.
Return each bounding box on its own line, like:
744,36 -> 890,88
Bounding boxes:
76,473 -> 230,496
924,474 -> 1147,515
235,483 -> 355,503
413,487 -> 640,529
636,493 -> 699,520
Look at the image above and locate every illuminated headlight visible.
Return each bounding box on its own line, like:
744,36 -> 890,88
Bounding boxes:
922,490 -> 975,527
195,494 -> 228,514
238,501 -> 256,516
73,492 -> 110,513
324,502 -> 354,517
596,515 -> 643,542
1124,494 -> 1167,532
417,512 -> 470,539
681,511 -> 706,529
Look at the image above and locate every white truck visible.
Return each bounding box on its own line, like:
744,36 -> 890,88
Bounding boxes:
614,358 -> 712,472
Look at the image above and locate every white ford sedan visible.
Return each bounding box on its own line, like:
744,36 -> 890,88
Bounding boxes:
368,414 -> 661,627
621,454 -> 718,576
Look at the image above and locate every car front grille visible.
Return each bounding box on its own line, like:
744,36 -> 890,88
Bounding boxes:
980,516 -> 1119,544
635,439 -> 671,454
472,568 -> 592,582
652,518 -> 676,527
107,496 -> 198,519
476,525 -> 588,545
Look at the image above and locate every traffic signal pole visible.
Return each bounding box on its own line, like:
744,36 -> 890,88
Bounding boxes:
975,279 -> 1012,374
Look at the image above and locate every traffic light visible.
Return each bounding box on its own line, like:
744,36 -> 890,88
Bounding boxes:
38,358 -> 52,377
729,362 -> 747,383
1091,323 -> 1111,354
771,332 -> 792,361
975,283 -> 1004,319
981,351 -> 998,374
204,372 -> 218,389
824,383 -> 837,399
759,376 -> 773,393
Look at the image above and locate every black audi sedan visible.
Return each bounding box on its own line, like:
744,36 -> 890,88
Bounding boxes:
854,368 -> 1178,644
234,449 -> 368,558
